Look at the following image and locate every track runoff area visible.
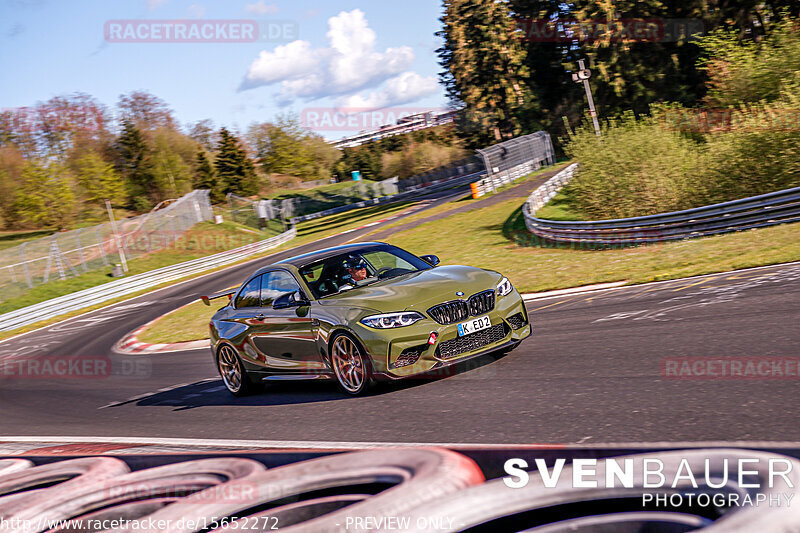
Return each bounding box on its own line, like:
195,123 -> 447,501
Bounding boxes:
0,179 -> 799,531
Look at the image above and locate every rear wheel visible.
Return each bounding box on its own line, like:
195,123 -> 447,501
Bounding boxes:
330,333 -> 374,396
217,345 -> 254,397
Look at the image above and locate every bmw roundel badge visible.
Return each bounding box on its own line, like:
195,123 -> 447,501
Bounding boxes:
456,291 -> 464,297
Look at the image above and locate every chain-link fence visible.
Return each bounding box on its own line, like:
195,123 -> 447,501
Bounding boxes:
475,132 -> 556,193
0,190 -> 212,302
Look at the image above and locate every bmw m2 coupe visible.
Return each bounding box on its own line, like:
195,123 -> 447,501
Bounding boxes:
204,242 -> 531,396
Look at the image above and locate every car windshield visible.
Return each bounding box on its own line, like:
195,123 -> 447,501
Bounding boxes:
298,245 -> 433,299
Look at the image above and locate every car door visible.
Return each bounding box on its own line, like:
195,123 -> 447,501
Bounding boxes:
249,270 -> 325,372
227,274 -> 268,369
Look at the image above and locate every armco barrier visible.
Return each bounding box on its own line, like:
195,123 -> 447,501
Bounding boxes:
291,170 -> 486,224
0,227 -> 297,333
523,165 -> 800,245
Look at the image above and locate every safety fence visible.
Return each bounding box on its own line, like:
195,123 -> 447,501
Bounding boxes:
0,447 -> 796,531
0,226 -> 297,332
0,191 -> 213,302
474,132 -> 556,197
522,165 -> 800,247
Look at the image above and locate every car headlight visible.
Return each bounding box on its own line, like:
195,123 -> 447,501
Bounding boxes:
360,312 -> 425,329
496,277 -> 513,297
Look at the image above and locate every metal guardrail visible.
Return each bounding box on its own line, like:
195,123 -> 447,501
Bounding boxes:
291,170 -> 487,224
523,164 -> 800,246
0,227 -> 297,333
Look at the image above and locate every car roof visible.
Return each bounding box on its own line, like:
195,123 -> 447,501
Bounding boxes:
254,242 -> 391,275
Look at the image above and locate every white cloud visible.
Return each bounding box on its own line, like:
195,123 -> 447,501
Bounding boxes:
146,0 -> 167,10
188,3 -> 205,18
336,72 -> 440,109
240,9 -> 431,108
245,1 -> 279,15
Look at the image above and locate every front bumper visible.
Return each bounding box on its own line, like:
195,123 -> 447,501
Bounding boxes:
356,292 -> 531,379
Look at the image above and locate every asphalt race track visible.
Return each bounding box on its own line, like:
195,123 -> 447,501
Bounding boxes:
1,182 -> 799,444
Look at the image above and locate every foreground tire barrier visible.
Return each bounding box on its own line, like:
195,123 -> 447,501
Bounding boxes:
0,448 -> 797,532
390,449 -> 800,532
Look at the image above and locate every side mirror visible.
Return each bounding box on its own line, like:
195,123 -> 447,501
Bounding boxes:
273,291 -> 309,310
421,254 -> 440,267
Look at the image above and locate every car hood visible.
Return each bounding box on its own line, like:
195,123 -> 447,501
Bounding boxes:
318,265 -> 502,314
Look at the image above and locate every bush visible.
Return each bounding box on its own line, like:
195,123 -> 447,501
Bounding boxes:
563,111 -> 706,219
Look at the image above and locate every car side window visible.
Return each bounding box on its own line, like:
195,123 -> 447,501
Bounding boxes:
262,270 -> 301,307
362,250 -> 416,271
235,275 -> 263,309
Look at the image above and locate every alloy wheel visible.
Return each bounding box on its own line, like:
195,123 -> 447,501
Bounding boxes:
331,335 -> 366,394
218,345 -> 243,393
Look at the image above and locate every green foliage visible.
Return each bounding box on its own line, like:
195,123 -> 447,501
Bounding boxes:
215,128 -> 259,196
248,115 -> 340,181
701,90 -> 800,201
438,0 -> 532,145
12,161 -> 77,229
194,148 -> 222,202
564,111 -> 705,218
115,120 -> 157,203
151,132 -> 193,197
700,19 -> 800,107
380,141 -> 468,179
71,152 -> 125,205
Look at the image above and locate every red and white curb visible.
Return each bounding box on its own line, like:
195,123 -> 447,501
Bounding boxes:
114,303 -> 210,355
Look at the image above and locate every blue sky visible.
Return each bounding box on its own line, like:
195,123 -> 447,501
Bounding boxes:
0,0 -> 448,138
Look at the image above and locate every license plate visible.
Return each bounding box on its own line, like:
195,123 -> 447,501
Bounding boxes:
457,316 -> 491,337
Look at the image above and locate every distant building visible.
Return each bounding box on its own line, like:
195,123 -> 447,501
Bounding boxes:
331,109 -> 460,149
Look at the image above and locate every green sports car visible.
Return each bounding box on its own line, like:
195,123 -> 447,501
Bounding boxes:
204,242 -> 532,396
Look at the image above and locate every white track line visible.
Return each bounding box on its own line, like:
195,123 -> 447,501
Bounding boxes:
520,260 -> 800,303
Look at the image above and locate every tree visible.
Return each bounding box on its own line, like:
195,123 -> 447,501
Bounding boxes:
71,152 -> 125,206
115,120 -> 157,207
214,128 -> 258,196
117,90 -> 175,130
248,115 -> 340,181
194,148 -> 222,202
12,161 -> 77,229
438,0 -> 532,145
187,119 -> 217,151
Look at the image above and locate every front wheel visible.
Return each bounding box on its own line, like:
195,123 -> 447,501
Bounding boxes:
330,333 -> 374,396
217,344 -> 254,397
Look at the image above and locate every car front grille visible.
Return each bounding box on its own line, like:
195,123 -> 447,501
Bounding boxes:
427,300 -> 469,325
436,324 -> 508,360
390,346 -> 423,369
507,312 -> 527,330
428,290 -> 497,325
468,290 -> 495,316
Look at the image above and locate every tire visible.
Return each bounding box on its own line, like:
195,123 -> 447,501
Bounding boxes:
217,344 -> 255,397
329,332 -> 374,396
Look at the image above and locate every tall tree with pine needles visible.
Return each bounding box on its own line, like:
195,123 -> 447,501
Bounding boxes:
438,0 -> 532,146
